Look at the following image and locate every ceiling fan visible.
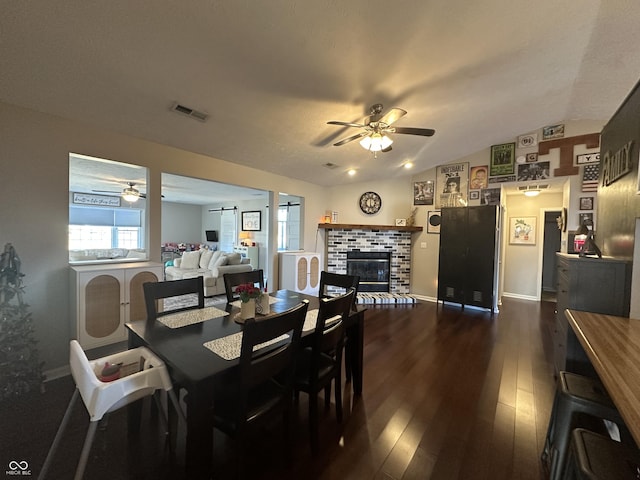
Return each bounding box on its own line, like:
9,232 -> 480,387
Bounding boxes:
92,182 -> 153,202
327,104 -> 435,154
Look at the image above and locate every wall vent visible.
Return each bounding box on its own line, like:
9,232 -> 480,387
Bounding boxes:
171,102 -> 209,122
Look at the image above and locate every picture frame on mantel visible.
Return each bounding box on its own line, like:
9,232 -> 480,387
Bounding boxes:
241,210 -> 261,231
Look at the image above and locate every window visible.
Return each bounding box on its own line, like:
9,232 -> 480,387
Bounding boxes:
69,206 -> 143,250
277,206 -> 288,250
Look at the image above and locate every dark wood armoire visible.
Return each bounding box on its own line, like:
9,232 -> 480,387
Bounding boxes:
437,205 -> 499,311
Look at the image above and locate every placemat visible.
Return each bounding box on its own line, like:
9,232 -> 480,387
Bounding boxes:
157,306 -> 229,329
203,332 -> 289,360
303,309 -> 341,332
230,295 -> 281,309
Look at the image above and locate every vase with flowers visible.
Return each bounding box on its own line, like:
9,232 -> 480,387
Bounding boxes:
236,283 -> 261,319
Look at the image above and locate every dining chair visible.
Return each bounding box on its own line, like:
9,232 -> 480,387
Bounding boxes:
223,269 -> 264,303
143,276 -> 204,320
294,288 -> 355,453
318,271 -> 360,382
38,340 -> 186,480
212,300 -> 309,475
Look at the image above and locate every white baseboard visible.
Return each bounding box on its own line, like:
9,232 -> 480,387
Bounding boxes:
501,292 -> 538,302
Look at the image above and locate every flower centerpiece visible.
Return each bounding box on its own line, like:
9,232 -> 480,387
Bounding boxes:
236,283 -> 261,320
235,283 -> 261,303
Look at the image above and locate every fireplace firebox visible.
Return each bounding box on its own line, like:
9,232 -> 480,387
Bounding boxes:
346,250 -> 391,292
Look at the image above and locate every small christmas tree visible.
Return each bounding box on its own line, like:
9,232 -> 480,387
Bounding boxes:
0,243 -> 44,400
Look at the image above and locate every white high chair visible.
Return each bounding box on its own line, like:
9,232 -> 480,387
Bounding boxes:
38,340 -> 186,480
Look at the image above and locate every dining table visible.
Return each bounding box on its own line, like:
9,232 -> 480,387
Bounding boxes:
125,289 -> 366,479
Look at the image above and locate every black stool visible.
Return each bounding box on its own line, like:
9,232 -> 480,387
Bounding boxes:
565,428 -> 640,479
541,371 -> 631,480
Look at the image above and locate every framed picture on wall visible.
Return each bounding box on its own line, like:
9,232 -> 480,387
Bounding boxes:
489,143 -> 516,176
579,197 -> 594,210
241,210 -> 261,231
509,216 -> 536,245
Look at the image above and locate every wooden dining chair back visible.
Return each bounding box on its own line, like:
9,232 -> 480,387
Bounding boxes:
318,271 -> 360,382
319,271 -> 360,306
295,288 -> 355,452
223,269 -> 264,303
212,300 -> 309,470
143,276 -> 204,321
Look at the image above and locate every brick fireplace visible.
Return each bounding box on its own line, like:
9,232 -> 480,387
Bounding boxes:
319,224 -> 421,294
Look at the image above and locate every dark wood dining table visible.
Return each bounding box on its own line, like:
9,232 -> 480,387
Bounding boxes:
125,289 -> 366,479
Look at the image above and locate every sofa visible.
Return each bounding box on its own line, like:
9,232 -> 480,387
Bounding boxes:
164,249 -> 253,297
69,248 -> 147,262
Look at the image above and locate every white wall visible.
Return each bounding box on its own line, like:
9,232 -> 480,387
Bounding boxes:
161,202 -> 204,244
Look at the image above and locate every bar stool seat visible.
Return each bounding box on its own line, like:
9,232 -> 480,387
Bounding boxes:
541,371 -> 630,480
565,428 -> 640,480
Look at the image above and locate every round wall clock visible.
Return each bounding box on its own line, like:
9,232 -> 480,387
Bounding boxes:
359,191 -> 382,215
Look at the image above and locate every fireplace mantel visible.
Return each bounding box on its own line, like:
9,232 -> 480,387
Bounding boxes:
317,223 -> 422,232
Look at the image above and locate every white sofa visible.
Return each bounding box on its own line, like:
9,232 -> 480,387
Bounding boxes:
164,249 -> 253,297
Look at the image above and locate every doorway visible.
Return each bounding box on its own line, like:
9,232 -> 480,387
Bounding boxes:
541,210 -> 562,302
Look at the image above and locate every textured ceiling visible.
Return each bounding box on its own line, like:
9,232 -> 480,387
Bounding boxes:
3,1 -> 640,187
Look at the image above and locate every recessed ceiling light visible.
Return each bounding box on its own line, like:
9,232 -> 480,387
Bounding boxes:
348,169 -> 357,176
404,162 -> 413,169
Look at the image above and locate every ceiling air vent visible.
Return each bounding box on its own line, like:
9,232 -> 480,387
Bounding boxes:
171,102 -> 209,122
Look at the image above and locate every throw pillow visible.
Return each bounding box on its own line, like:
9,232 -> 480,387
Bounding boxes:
213,253 -> 228,268
180,250 -> 201,270
226,252 -> 243,265
199,249 -> 214,269
208,250 -> 223,270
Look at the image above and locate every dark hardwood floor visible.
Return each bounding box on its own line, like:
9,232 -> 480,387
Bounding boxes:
1,297 -> 557,479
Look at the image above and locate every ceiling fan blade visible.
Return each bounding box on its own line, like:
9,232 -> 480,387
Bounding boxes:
333,132 -> 368,146
393,127 -> 436,137
378,108 -> 407,126
327,120 -> 367,128
381,146 -> 393,153
92,189 -> 121,194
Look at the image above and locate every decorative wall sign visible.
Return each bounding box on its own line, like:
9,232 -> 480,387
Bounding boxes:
72,192 -> 121,207
601,141 -> 633,187
518,133 -> 538,148
427,210 -> 441,234
436,163 -> 468,208
576,152 -> 600,165
395,218 -> 407,226
413,180 -> 434,205
241,210 -> 261,231
469,190 -> 480,200
489,143 -> 516,176
539,133 -> 600,177
542,124 -> 565,140
582,164 -> 599,192
489,175 -> 516,184
526,153 -> 538,162
509,216 -> 537,245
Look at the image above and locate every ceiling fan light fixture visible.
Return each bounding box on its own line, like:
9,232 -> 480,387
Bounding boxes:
360,133 -> 393,152
122,187 -> 140,202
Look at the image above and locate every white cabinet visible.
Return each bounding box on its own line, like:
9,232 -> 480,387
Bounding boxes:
70,262 -> 164,349
233,245 -> 259,268
279,252 -> 321,295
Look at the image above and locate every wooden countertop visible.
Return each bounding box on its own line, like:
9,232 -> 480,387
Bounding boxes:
565,309 -> 640,444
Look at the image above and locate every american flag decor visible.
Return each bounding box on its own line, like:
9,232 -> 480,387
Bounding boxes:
582,164 -> 599,192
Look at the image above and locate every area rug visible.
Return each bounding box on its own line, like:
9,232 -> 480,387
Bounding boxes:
356,293 -> 418,305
